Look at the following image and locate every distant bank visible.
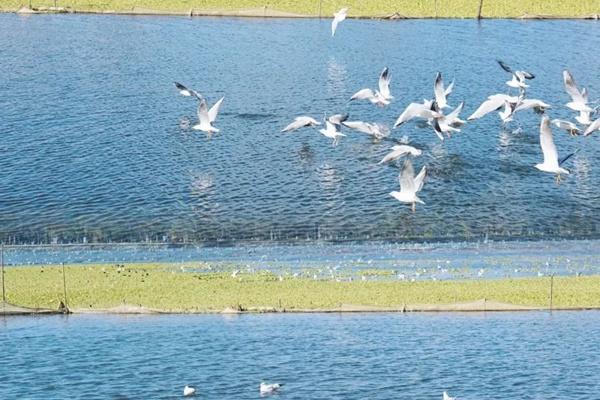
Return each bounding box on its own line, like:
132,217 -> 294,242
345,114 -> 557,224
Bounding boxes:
2,1 -> 599,19
2,264 -> 599,314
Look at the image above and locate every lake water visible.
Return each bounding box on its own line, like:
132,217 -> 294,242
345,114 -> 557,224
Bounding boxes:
1,312 -> 599,399
1,15 -> 599,244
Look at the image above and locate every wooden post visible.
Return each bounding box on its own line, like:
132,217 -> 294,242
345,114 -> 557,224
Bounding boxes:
1,244 -> 5,303
549,274 -> 554,311
477,0 -> 484,19
61,262 -> 68,308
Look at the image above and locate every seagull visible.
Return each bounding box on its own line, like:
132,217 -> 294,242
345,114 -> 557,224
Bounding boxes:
433,72 -> 452,109
350,67 -> 393,107
327,113 -> 349,126
535,115 -> 573,184
343,121 -> 389,140
429,101 -> 466,139
174,82 -> 201,99
551,119 -> 581,136
563,70 -> 593,113
281,116 -> 321,132
514,99 -> 551,114
497,60 -> 535,90
319,120 -> 346,146
331,7 -> 348,37
584,118 -> 600,136
394,100 -> 441,128
192,97 -> 224,134
443,391 -> 456,400
389,159 -> 427,212
260,382 -> 282,395
379,145 -> 422,164
183,385 -> 196,397
575,88 -> 592,125
468,94 -> 520,123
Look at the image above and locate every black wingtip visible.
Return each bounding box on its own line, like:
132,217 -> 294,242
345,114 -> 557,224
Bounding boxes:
497,60 -> 512,73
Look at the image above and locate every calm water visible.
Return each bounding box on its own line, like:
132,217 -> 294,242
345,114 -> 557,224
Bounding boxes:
1,312 -> 599,399
1,15 -> 599,244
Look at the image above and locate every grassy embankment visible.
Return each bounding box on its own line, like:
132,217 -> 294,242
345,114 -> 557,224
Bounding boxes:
3,263 -> 600,312
1,0 -> 598,18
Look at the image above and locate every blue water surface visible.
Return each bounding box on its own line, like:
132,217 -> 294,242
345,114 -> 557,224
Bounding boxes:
1,15 -> 599,243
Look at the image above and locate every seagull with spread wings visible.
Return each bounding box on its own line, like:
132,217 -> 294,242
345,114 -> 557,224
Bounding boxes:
281,116 -> 321,132
390,159 -> 427,212
350,67 -> 393,107
535,116 -> 575,184
331,7 -> 348,37
192,97 -> 224,134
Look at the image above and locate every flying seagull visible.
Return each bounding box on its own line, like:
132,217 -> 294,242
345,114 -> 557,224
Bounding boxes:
183,385 -> 196,397
394,100 -> 441,128
563,70 -> 593,113
535,116 -> 573,184
350,67 -> 393,107
433,72 -> 452,109
343,121 -> 390,140
319,120 -> 346,146
379,145 -> 422,164
584,118 -> 600,136
192,97 -> 224,134
174,82 -> 201,99
327,113 -> 349,126
551,119 -> 581,136
281,116 -> 321,132
468,94 -> 520,123
331,7 -> 348,37
390,159 -> 427,212
260,382 -> 282,395
497,60 -> 535,90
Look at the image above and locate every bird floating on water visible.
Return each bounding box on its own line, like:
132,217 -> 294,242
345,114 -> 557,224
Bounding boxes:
281,116 -> 321,132
331,7 -> 348,37
183,385 -> 196,397
260,382 -> 282,395
390,158 -> 427,212
350,67 -> 393,107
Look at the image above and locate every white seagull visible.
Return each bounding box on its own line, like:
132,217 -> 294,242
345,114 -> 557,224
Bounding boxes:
584,118 -> 600,136
281,116 -> 321,132
468,94 -> 520,123
433,72 -> 452,109
535,115 -> 574,184
551,119 -> 581,136
497,60 -> 535,90
390,158 -> 427,212
331,7 -> 348,37
443,391 -> 456,400
192,97 -> 224,134
183,385 -> 196,397
319,120 -> 346,146
343,121 -> 389,140
514,98 -> 551,114
174,82 -> 201,98
576,88 -> 592,125
260,382 -> 282,395
350,67 -> 393,107
394,100 -> 441,128
379,145 -> 422,164
563,70 -> 593,113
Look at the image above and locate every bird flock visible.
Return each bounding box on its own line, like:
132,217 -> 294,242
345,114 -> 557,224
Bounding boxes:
173,7 -> 599,215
